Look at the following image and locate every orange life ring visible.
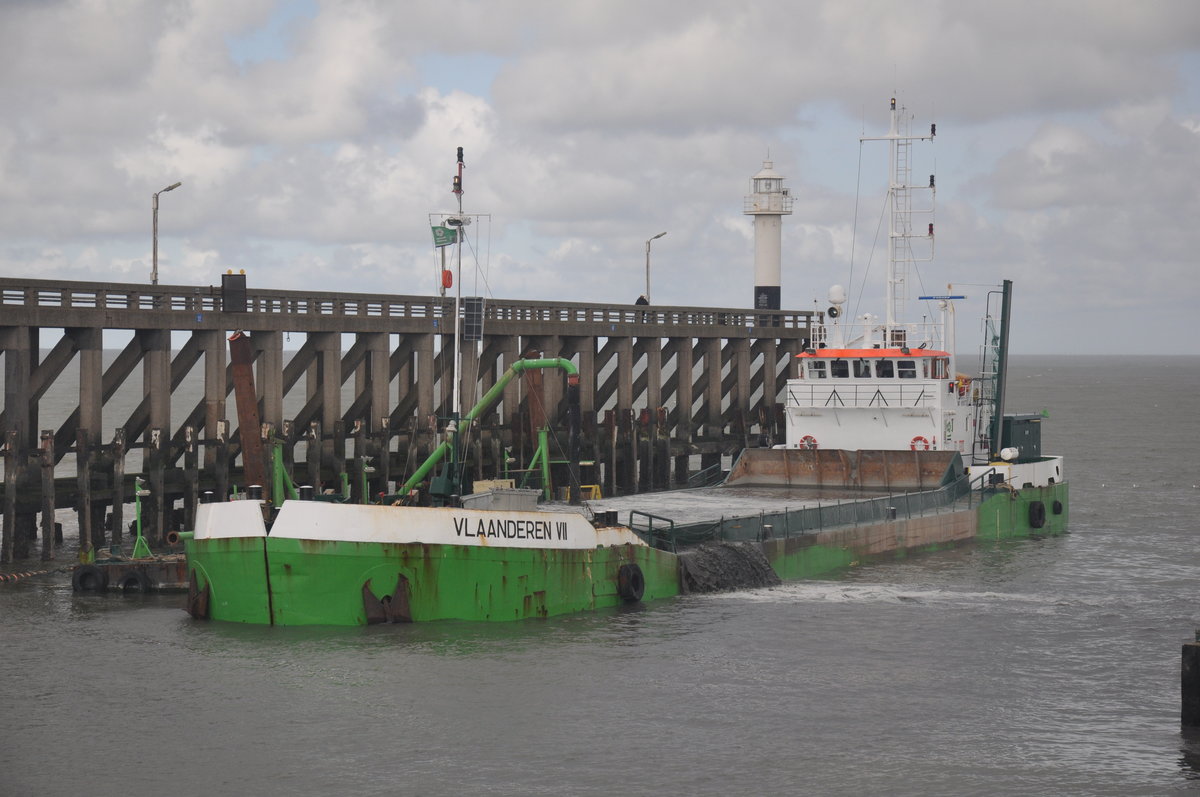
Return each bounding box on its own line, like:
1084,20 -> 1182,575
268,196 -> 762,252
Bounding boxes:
798,435 -> 819,450
910,435 -> 932,451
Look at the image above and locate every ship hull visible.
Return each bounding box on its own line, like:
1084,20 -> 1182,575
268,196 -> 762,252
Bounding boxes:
183,474 -> 1067,626
758,483 -> 1068,579
976,482 -> 1069,539
186,535 -> 680,626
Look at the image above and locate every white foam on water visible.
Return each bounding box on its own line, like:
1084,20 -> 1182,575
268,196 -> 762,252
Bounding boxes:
710,580 -> 1059,610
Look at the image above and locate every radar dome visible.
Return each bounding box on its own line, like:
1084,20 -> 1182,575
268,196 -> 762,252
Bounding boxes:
828,285 -> 846,305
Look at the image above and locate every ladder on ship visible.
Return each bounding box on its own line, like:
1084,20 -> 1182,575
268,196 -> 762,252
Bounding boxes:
890,134 -> 913,331
974,318 -> 1001,464
869,101 -> 936,343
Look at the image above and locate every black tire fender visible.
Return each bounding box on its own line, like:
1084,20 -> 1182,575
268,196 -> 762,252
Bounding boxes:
72,565 -> 109,592
117,570 -> 152,593
1052,500 -> 1063,515
617,563 -> 645,603
1028,500 -> 1047,529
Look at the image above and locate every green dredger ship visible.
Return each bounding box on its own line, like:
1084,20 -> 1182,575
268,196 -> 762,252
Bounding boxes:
184,426 -> 1066,626
183,101 -> 1066,626
183,276 -> 1066,626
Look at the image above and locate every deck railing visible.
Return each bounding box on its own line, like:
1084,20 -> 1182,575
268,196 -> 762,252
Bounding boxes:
785,381 -> 941,409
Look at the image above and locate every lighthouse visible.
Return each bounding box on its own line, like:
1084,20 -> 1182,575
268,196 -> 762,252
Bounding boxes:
744,160 -> 793,310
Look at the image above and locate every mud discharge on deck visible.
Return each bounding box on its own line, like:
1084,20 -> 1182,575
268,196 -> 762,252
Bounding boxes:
677,542 -> 782,594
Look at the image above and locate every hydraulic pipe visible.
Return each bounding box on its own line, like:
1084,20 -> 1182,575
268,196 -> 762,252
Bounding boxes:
566,374 -> 582,505
399,358 -> 579,496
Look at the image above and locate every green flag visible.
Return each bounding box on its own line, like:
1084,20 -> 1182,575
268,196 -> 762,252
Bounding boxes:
432,226 -> 457,247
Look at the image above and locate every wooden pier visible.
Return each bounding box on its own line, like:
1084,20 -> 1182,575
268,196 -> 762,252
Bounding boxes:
0,276 -> 814,561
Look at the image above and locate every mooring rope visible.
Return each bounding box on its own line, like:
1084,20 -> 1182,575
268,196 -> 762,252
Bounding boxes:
0,569 -> 52,583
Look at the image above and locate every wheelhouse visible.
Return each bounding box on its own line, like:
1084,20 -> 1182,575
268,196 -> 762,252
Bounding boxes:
796,348 -> 952,381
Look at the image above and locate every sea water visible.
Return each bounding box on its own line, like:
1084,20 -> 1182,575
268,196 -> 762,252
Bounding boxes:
2,354 -> 1199,796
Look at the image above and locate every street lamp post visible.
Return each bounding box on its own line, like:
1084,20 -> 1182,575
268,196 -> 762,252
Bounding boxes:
645,231 -> 666,303
152,181 -> 182,285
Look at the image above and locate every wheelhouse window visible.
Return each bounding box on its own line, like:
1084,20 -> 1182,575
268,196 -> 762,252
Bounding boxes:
897,359 -> 917,379
830,359 -> 849,378
853,359 -> 872,378
876,359 -> 895,378
806,360 -> 827,379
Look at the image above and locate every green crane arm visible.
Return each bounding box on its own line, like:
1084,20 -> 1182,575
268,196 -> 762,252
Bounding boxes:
397,358 -> 578,498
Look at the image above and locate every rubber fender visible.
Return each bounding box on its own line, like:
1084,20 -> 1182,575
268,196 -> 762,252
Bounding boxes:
1052,500 -> 1063,515
118,570 -> 151,593
1028,500 -> 1047,530
617,563 -> 645,603
72,565 -> 109,593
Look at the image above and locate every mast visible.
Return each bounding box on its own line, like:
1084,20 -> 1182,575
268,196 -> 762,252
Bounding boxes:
989,279 -> 1013,459
861,98 -> 935,346
451,146 -> 465,422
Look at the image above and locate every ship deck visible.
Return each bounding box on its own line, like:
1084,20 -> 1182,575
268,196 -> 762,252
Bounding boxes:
577,484 -> 891,526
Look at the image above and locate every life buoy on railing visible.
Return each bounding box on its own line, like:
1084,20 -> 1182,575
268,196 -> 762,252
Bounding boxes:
910,435 -> 932,451
798,435 -> 819,450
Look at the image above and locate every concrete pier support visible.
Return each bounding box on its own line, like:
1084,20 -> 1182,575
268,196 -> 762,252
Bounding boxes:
2,430 -> 18,563
254,331 -> 284,429
39,430 -> 54,561
201,330 -> 227,470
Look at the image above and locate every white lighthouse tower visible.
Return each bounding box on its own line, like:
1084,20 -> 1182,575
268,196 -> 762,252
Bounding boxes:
744,160 -> 793,310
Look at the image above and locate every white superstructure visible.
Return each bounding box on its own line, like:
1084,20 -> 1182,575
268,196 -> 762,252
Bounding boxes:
779,99 -> 1065,493
782,100 -> 976,458
784,344 -> 977,455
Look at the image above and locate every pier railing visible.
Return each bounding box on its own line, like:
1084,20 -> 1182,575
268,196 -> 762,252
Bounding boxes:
0,278 -> 815,333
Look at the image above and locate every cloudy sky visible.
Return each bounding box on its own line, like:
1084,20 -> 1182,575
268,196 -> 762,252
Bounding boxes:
2,0 -> 1198,354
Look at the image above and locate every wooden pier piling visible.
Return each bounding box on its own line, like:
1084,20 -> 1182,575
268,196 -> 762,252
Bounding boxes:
39,430 -> 54,561
1184,638 -> 1200,726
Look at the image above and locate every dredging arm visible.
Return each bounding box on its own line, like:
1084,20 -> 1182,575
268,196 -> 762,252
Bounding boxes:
398,357 -> 581,501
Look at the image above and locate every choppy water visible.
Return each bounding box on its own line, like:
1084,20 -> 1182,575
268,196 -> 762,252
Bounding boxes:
3,354 -> 1200,796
